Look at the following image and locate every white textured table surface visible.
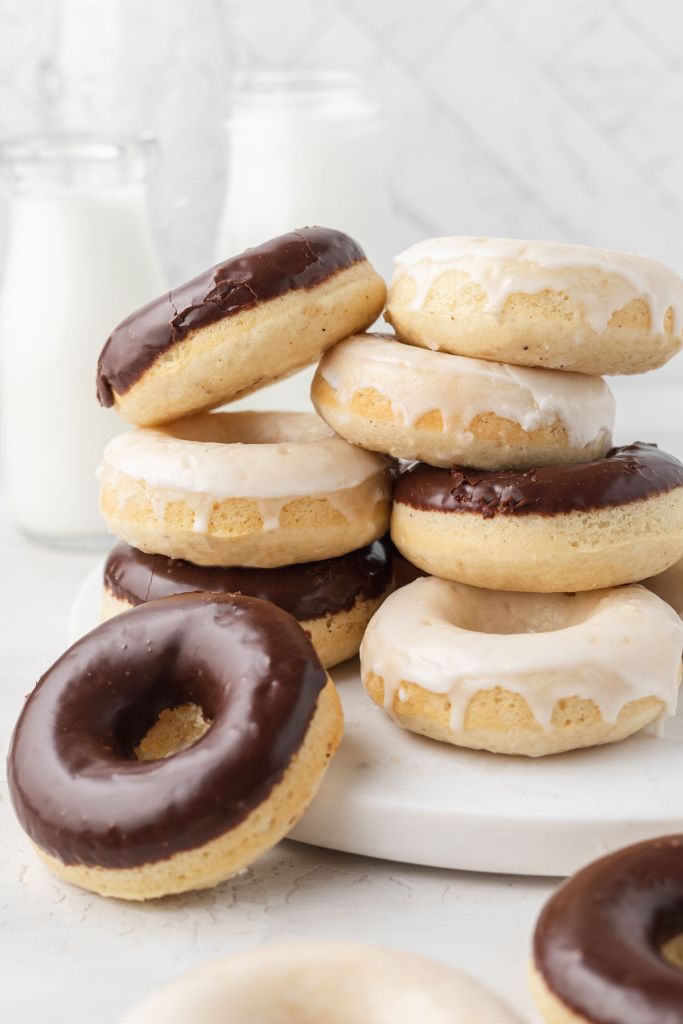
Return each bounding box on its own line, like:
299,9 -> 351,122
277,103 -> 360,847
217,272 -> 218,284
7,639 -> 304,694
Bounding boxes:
0,501 -> 552,1024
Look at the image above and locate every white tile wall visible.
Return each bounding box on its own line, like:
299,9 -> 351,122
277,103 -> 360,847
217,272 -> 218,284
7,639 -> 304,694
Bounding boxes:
1,0 -> 682,438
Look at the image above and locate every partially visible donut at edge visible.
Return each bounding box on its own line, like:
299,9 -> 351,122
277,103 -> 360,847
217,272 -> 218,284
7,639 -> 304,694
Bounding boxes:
96,227 -> 387,426
531,835 -> 683,1024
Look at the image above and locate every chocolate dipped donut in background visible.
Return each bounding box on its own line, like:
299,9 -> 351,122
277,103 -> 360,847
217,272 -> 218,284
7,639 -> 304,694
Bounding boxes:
531,835 -> 683,1024
102,537 -> 393,668
97,227 -> 386,426
391,443 -> 683,592
8,593 -> 343,900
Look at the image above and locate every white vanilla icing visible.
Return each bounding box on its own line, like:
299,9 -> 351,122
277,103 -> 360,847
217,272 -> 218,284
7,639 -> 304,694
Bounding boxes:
392,236 -> 683,335
360,576 -> 683,732
121,943 -> 521,1024
98,410 -> 387,499
319,334 -> 614,448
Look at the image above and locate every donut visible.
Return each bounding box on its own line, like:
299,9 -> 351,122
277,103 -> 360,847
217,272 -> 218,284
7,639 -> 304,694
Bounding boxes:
101,538 -> 393,668
7,592 -> 343,900
312,333 -> 614,470
386,236 -> 683,375
98,411 -> 392,568
531,835 -> 683,1024
121,943 -> 522,1024
96,227 -> 386,427
392,443 -> 683,593
360,576 -> 683,756
643,555 -> 683,618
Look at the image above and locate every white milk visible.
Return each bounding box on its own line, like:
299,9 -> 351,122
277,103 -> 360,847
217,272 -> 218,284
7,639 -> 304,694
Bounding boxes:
0,137 -> 166,544
215,72 -> 393,414
216,71 -> 394,275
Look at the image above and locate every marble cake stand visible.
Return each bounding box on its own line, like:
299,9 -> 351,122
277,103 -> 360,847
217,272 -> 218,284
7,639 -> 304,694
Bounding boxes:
70,563 -> 683,877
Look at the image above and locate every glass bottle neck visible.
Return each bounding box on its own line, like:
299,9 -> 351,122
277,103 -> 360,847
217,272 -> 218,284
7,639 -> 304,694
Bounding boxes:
0,133 -> 156,196
229,70 -> 381,132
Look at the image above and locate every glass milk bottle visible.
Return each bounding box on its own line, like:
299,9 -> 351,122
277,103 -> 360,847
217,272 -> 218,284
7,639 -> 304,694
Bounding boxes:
0,134 -> 166,546
215,71 -> 394,275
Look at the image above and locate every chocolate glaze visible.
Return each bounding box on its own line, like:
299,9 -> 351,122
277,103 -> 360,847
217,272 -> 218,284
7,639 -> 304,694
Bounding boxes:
395,443 -> 683,518
7,593 -> 327,869
96,227 -> 366,405
533,835 -> 683,1024
103,538 -> 392,620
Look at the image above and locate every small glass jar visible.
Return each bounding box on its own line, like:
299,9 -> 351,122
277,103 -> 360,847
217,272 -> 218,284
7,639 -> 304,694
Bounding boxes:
215,70 -> 393,274
0,133 -> 166,547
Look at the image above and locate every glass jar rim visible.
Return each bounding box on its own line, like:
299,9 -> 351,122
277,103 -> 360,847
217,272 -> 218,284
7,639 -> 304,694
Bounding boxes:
0,132 -> 157,188
0,131 -> 156,165
228,69 -> 381,125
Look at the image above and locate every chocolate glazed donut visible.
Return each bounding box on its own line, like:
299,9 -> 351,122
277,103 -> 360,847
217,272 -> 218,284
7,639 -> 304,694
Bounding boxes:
96,227 -> 366,405
103,537 -> 392,621
8,592 -> 329,870
532,835 -> 683,1024
392,442 -> 683,592
396,443 -> 683,518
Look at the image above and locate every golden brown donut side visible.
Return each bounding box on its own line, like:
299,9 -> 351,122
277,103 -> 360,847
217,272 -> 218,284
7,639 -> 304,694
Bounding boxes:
113,262 -> 386,426
386,270 -> 681,375
364,672 -> 665,757
312,376 -> 611,470
391,490 -> 683,592
100,469 -> 392,568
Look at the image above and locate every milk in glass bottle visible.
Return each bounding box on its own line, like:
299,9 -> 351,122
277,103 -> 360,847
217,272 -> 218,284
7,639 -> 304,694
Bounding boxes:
215,71 -> 392,411
216,71 -> 392,270
0,134 -> 166,546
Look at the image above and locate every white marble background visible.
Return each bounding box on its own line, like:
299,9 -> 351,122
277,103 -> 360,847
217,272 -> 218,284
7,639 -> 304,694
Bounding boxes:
1,0 -> 683,432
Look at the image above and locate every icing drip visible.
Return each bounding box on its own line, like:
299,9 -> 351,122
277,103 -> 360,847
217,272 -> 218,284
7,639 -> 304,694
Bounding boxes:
360,577 -> 683,732
392,236 -> 683,335
101,471 -> 387,537
319,334 -> 614,449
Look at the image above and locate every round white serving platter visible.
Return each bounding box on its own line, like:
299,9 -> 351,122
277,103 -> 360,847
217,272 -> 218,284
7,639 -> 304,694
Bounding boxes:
71,563 -> 683,878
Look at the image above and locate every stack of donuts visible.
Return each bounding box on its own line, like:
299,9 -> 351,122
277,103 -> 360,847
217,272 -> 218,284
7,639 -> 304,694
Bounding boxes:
8,227 -> 683,906
95,227 -> 394,669
7,227 -> 398,901
312,236 -> 683,757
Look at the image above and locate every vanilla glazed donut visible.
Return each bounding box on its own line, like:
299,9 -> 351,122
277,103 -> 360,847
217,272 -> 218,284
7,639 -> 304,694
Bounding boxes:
98,411 -> 392,567
96,227 -> 386,427
531,835 -> 683,1024
121,942 -> 522,1024
101,538 -> 393,668
312,333 -> 614,470
392,443 -> 683,592
360,576 -> 683,756
643,555 -> 683,618
386,237 -> 683,375
7,592 -> 343,900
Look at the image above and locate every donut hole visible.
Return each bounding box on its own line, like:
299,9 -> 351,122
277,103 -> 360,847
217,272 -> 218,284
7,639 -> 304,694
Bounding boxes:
661,933 -> 683,969
134,703 -> 211,761
164,410 -> 332,446
453,589 -> 601,636
656,907 -> 683,970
